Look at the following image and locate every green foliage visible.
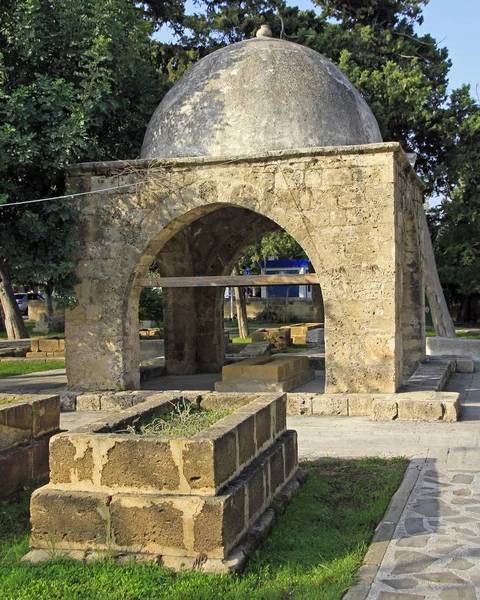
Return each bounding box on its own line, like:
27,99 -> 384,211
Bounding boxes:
0,0 -> 169,293
138,288 -> 163,324
0,458 -> 408,599
238,231 -> 307,275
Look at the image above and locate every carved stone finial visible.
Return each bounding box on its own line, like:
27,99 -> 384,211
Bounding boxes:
256,24 -> 273,38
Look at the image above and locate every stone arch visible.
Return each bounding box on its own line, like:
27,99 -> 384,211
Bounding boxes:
66,144 -> 424,394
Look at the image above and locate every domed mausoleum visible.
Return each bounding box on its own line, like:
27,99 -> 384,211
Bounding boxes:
141,36 -> 382,159
32,31 -> 453,574
65,32 -> 426,404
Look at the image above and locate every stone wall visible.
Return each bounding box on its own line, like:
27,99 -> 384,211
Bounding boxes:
0,394 -> 60,497
224,298 -> 316,321
66,142 -> 425,394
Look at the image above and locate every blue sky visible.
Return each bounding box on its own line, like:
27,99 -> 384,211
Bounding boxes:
167,0 -> 479,97
287,0 -> 479,95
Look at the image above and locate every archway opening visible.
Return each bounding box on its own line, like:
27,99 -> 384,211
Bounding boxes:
131,205 -> 325,392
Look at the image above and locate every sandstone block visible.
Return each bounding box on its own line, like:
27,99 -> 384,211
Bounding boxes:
255,404 -> 272,450
31,437 -> 50,480
101,393 -> 133,411
283,430 -> 298,479
49,435 -> 93,485
236,413 -> 255,465
26,352 -> 47,358
38,339 -> 63,353
311,395 -> 348,416
101,438 -> 180,492
0,402 -> 32,450
397,398 -> 443,421
373,399 -> 398,420
455,359 -> 474,373
30,396 -> 60,437
348,394 -> 375,417
269,443 -> 286,494
0,444 -> 31,498
110,495 -> 185,553
274,393 -> 287,435
182,429 -> 237,493
76,393 -> 101,411
30,488 -> 110,549
193,484 -> 246,557
247,462 -> 267,521
286,394 -> 312,415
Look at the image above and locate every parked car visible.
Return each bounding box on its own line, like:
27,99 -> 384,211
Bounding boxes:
14,292 -> 44,316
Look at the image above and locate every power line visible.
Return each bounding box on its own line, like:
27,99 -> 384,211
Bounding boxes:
0,181 -> 147,208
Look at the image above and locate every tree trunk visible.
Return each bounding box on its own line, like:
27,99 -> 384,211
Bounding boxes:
44,284 -> 54,317
308,262 -> 324,323
232,265 -> 249,339
0,262 -> 29,339
422,213 -> 457,338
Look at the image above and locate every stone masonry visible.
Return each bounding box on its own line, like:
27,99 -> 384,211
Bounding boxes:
27,392 -> 300,572
66,142 -> 425,395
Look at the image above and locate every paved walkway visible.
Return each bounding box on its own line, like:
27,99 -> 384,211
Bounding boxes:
290,366 -> 480,600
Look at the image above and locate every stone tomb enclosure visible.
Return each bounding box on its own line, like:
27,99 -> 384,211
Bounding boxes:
0,394 -> 60,498
27,392 -> 300,572
215,355 -> 315,392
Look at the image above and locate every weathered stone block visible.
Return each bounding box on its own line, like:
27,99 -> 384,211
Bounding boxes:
274,393 -> 287,435
455,359 -> 474,373
31,437 -> 50,480
101,438 -> 180,492
49,434 -> 93,485
348,394 -> 376,417
286,394 -> 312,415
0,444 -> 31,498
30,489 -> 110,549
110,495 -> 185,552
311,395 -> 348,416
193,484 -> 246,558
247,463 -> 267,521
269,444 -> 286,494
236,414 -> 255,465
30,396 -> 60,437
0,402 -> 32,450
397,398 -> 443,421
255,404 -> 272,450
373,399 -> 398,420
76,393 -> 101,411
101,393 -> 133,411
283,430 -> 298,479
38,339 -> 64,353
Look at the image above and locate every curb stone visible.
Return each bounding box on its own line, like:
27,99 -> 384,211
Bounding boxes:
342,458 -> 424,600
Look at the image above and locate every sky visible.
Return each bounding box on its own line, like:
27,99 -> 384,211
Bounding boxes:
167,0 -> 479,97
286,0 -> 479,95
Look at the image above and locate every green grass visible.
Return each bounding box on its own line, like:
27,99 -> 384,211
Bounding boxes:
0,457 -> 408,600
0,361 -> 65,379
271,344 -> 309,354
426,330 -> 480,339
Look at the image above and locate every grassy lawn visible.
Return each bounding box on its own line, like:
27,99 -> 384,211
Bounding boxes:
0,457 -> 408,600
426,330 -> 480,339
0,361 -> 65,379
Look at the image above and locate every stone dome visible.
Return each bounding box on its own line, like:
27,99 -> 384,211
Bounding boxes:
141,37 -> 382,159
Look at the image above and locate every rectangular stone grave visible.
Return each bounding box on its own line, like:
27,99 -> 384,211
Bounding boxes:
26,392 -> 300,572
215,355 -> 315,392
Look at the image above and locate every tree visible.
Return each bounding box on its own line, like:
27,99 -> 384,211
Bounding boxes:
427,86 -> 480,322
0,0 -> 168,337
